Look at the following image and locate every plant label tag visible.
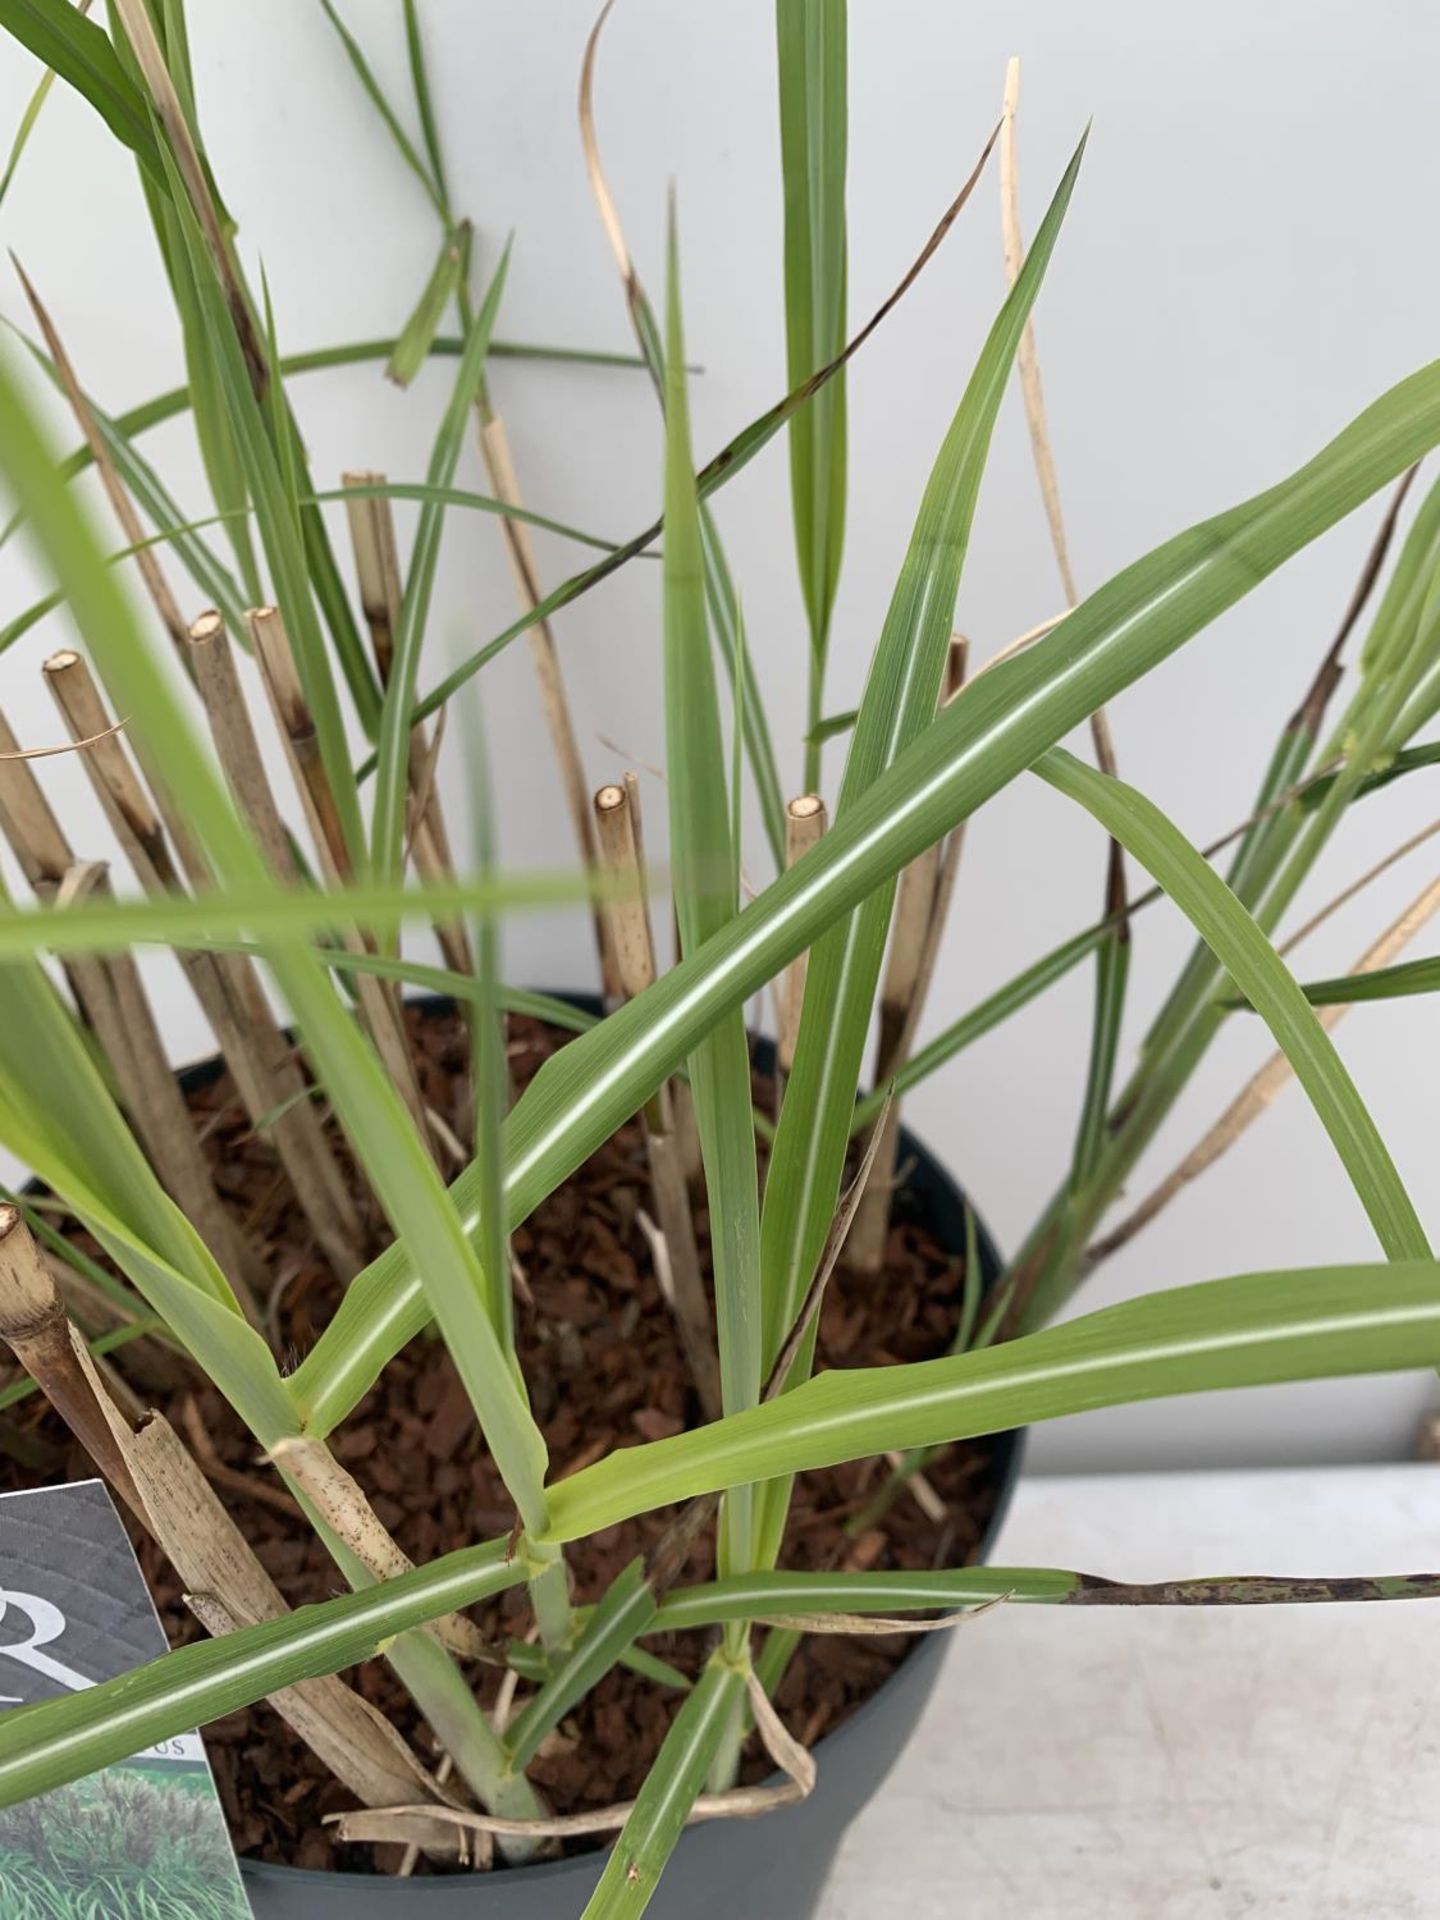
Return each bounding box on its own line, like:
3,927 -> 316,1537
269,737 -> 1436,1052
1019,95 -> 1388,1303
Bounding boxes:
0,1478 -> 251,1917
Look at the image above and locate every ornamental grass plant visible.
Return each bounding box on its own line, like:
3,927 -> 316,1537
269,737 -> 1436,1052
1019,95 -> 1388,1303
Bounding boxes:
0,5 -> 1436,1916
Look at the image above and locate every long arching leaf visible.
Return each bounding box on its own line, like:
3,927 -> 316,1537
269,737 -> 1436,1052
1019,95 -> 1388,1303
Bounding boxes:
278,347 -> 1440,1427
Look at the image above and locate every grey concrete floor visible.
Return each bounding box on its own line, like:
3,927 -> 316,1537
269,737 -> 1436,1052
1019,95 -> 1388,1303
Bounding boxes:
820,1466 -> 1440,1918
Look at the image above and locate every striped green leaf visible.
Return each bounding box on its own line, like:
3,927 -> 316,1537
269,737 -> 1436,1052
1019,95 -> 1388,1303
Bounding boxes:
544,1262 -> 1440,1542
777,0 -> 849,782
293,348 -> 1440,1431
1038,747 -> 1428,1259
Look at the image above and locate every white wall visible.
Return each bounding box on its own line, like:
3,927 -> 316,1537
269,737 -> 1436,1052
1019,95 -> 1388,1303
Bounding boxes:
0,1 -> 1437,1471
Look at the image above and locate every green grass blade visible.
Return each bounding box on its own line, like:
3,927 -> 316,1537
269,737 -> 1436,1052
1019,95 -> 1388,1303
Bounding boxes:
0,1540 -> 524,1808
324,474 -> 636,555
699,504 -> 788,867
0,26 -> 66,209
546,1262 -> 1440,1540
504,1558 -> 657,1773
0,0 -> 158,174
580,1657 -> 747,1920
652,1564 -> 1440,1628
0,870 -> 596,957
0,332 -> 653,545
36,360 -> 249,631
663,214 -> 762,1405
777,0 -> 848,783
386,225 -> 469,387
160,168 -> 367,859
292,347 -> 1440,1429
316,0 -> 443,217
761,135 -> 1085,1370
226,945 -> 599,1031
1261,954 -> 1440,1009
847,735 -> 1440,1132
401,0 -> 449,213
662,215 -> 763,1584
1069,890 -> 1129,1187
0,959 -> 232,1308
0,970 -> 299,1442
371,249 -> 509,883
462,708 -> 512,1348
1038,747 -> 1429,1259
152,192 -> 264,606
1301,741 -> 1440,812
357,291 -> 903,749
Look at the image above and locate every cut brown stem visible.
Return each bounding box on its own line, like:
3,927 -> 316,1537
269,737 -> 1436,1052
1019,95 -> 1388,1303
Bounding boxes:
42,648 -> 363,1280
247,605 -> 438,1159
479,414 -> 618,998
848,639 -> 971,1274
340,474 -> 474,976
0,1268 -> 455,1840
247,608 -> 354,881
265,1433 -> 498,1664
13,259 -> 190,653
593,779 -> 722,1418
779,795 -> 828,1075
187,609 -> 299,882
0,1204 -> 145,1517
1087,866 -> 1440,1269
142,1422 -> 458,1844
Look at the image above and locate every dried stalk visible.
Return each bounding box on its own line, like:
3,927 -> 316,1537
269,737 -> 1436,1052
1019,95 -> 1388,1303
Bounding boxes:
0,1227 -> 455,1838
971,608 -> 1067,682
247,606 -> 437,1157
0,1204 -> 145,1516
848,639 -> 970,1273
330,1669 -> 812,1851
128,1418 -> 457,1832
187,609 -> 299,882
1088,867 -> 1440,1267
479,415 -> 618,998
266,1434 -> 499,1665
14,260 -> 189,652
246,608 -> 354,880
752,1594 -> 1005,1636
593,779 -> 721,1418
42,648 -> 362,1279
340,473 -> 473,976
1276,816 -> 1440,958
778,795 -> 828,1075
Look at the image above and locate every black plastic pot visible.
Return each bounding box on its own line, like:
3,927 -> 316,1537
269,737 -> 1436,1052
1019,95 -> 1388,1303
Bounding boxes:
46,998 -> 1021,1918
241,1005 -> 1022,1918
